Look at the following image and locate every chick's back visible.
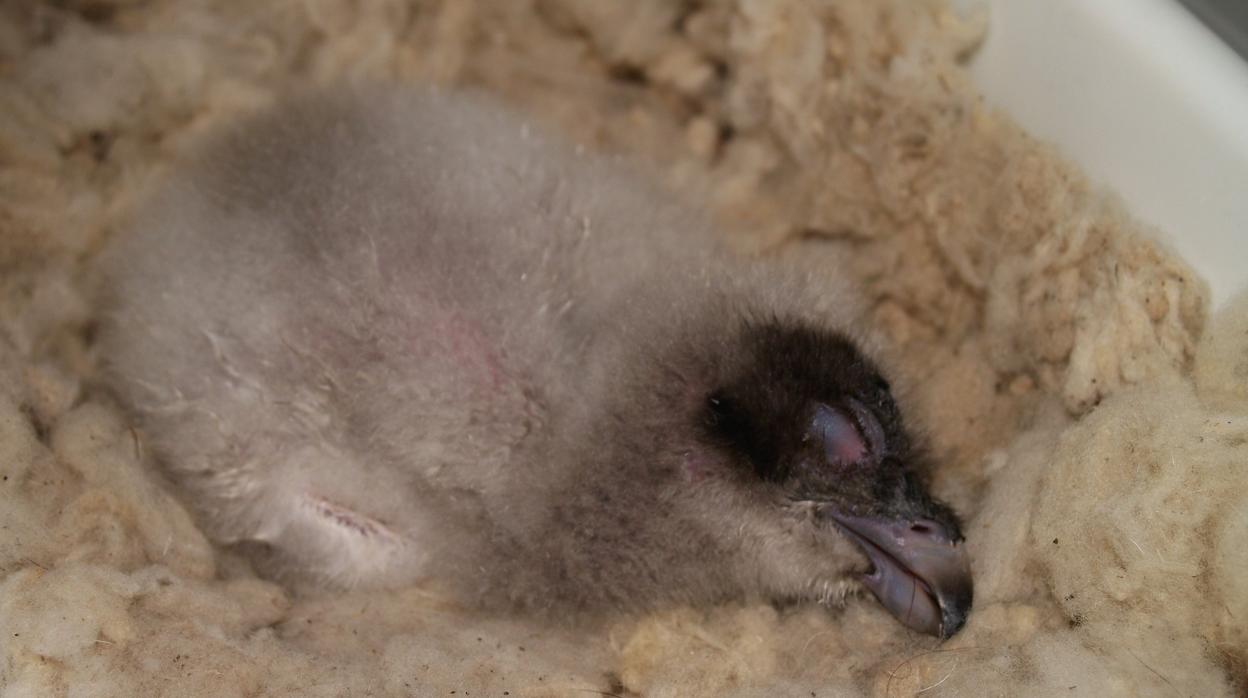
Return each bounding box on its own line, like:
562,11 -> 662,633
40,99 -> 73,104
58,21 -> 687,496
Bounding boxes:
97,87 -> 725,586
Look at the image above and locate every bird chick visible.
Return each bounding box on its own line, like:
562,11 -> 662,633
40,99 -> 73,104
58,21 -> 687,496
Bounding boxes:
97,87 -> 973,638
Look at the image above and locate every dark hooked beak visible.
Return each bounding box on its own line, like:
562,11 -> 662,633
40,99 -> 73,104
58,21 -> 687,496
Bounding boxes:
826,512 -> 973,639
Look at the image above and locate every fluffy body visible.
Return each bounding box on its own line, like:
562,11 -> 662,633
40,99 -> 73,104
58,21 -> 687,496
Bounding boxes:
98,87 -> 965,624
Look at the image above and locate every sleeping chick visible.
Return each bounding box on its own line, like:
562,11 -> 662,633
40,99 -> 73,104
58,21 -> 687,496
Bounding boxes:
97,86 -> 973,638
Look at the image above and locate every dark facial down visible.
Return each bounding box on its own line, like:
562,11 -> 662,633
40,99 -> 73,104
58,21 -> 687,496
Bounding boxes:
702,321 -> 973,638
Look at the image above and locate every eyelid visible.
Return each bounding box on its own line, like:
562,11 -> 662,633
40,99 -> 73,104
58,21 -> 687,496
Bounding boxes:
811,404 -> 867,464
845,397 -> 887,459
810,399 -> 887,466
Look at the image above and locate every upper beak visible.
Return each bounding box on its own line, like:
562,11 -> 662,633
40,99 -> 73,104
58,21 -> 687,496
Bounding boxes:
826,512 -> 973,639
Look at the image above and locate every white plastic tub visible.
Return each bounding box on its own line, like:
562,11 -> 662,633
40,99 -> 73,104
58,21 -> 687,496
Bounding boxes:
965,0 -> 1248,308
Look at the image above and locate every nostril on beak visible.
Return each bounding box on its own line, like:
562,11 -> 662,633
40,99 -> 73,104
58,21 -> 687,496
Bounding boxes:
906,518 -> 960,545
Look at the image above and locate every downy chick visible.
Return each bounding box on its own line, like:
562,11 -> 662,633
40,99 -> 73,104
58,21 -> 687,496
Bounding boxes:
97,87 -> 973,638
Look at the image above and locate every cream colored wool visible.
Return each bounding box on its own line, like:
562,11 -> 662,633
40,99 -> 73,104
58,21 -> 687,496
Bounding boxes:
0,0 -> 1243,695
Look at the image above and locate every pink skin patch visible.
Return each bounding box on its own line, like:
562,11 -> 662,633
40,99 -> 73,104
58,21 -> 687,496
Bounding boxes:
439,313 -> 510,391
305,493 -> 399,543
425,306 -> 545,426
683,450 -> 715,483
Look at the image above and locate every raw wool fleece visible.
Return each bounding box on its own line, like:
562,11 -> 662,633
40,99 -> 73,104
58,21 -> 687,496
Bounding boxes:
0,0 -> 1242,695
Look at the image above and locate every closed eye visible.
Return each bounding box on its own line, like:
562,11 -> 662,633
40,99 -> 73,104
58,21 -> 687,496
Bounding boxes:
810,404 -> 868,464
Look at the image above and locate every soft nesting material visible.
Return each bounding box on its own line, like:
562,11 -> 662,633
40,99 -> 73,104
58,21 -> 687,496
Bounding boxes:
0,1 -> 1243,695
